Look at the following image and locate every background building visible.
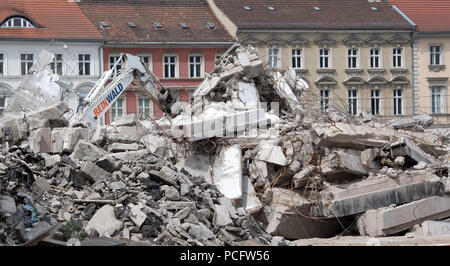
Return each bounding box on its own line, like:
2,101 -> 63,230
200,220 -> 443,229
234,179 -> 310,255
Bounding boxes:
390,0 -> 450,125
78,0 -> 234,123
0,0 -> 103,115
208,0 -> 415,120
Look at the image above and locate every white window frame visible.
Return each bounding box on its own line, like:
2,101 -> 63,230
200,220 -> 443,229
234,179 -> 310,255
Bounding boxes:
370,89 -> 381,115
291,48 -> 303,69
319,48 -> 331,69
138,54 -> 152,71
163,54 -> 178,79
215,53 -> 224,66
2,17 -> 34,28
430,86 -> 443,114
268,47 -> 281,69
430,44 -> 443,66
109,54 -> 122,77
0,52 -> 5,75
392,47 -> 404,68
347,48 -> 359,69
393,88 -> 403,115
138,97 -> 153,118
110,97 -> 126,122
320,89 -> 330,111
50,53 -> 65,76
370,48 -> 382,68
78,53 -> 92,76
348,89 -> 358,115
20,52 -> 35,76
188,54 -> 204,78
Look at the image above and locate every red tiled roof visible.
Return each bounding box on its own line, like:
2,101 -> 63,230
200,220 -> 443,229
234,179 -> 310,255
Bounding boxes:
389,0 -> 450,32
78,0 -> 233,44
214,0 -> 413,31
0,0 -> 103,40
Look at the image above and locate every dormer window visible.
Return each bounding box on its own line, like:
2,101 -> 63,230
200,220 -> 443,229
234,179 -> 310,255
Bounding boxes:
2,17 -> 34,28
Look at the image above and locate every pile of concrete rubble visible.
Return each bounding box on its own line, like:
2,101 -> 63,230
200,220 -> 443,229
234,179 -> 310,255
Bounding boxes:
0,45 -> 448,246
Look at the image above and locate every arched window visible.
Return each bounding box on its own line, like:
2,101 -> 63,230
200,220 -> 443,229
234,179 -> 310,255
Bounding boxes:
2,17 -> 34,28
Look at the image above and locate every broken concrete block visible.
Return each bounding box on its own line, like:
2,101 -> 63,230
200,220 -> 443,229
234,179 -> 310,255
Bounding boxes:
187,222 -> 215,241
241,175 -> 262,214
159,201 -> 196,210
214,204 -> 233,226
212,145 -> 242,199
0,195 -> 17,215
422,220 -> 450,236
29,128 -> 52,153
320,149 -> 369,182
85,205 -> 123,237
256,145 -> 287,166
175,153 -> 213,184
259,188 -> 349,240
245,59 -> 264,78
106,126 -> 147,143
72,140 -> 107,162
390,114 -> 434,130
312,122 -> 393,150
24,221 -> 52,242
108,143 -> 140,152
129,204 -> 147,228
81,161 -> 111,183
314,171 -> 445,217
356,196 -> 450,237
51,127 -> 89,153
95,155 -> 121,173
110,150 -> 147,162
111,113 -> 139,127
389,137 -> 438,165
293,165 -> 315,188
44,154 -> 61,168
33,177 -> 51,193
149,167 -> 177,187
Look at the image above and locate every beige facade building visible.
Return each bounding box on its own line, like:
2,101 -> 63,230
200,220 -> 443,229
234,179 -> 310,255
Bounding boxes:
389,0 -> 450,125
208,0 -> 415,120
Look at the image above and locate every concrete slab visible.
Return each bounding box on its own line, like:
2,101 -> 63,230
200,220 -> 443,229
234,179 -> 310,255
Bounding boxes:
320,149 -> 369,182
314,171 -> 445,217
422,220 -> 450,236
212,145 -> 242,199
357,196 -> 450,237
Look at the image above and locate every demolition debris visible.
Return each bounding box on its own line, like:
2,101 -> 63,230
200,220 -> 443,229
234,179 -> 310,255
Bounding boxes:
0,45 -> 448,246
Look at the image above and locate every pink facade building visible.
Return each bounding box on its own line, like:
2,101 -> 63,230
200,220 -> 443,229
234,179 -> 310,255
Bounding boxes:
79,0 -> 233,124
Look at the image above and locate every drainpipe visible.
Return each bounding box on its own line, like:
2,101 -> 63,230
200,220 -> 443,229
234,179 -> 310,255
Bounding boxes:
392,5 -> 417,115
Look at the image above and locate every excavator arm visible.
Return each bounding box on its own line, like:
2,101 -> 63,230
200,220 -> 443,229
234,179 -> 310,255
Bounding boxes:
70,53 -> 172,128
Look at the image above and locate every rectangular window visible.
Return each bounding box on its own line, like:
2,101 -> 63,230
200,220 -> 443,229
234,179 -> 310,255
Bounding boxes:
370,48 -> 380,68
393,89 -> 403,115
348,89 -> 358,115
430,45 -> 442,66
109,55 -> 122,76
393,48 -> 403,68
138,98 -> 151,118
0,53 -> 4,75
320,90 -> 329,111
268,48 -> 279,68
0,97 -> 6,115
371,90 -> 380,115
110,98 -> 124,122
215,54 -> 223,66
51,54 -> 63,75
292,49 -> 302,69
164,55 -> 177,78
78,54 -> 91,76
347,49 -> 358,68
140,55 -> 151,69
431,86 -> 442,114
320,49 -> 330,68
189,55 -> 202,78
21,53 -> 34,75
